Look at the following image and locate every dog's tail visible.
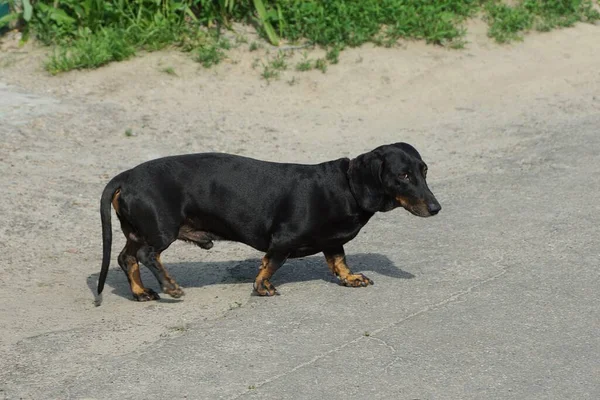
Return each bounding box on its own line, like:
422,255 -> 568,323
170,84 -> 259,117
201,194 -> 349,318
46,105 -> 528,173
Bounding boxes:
96,176 -> 123,306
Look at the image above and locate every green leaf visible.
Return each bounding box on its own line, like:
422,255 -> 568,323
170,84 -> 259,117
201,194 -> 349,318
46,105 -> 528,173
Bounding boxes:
22,0 -> 32,22
50,9 -> 76,25
0,12 -> 18,28
183,5 -> 197,22
253,0 -> 279,46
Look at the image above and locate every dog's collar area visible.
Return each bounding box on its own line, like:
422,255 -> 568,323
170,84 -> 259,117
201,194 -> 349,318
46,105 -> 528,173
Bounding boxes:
346,158 -> 368,213
346,158 -> 357,199
346,157 -> 384,214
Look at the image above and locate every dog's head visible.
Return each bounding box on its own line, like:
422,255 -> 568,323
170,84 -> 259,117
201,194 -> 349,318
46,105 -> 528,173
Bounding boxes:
348,142 -> 441,217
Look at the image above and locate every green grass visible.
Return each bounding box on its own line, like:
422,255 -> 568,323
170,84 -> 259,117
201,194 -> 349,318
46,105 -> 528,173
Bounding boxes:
271,0 -> 478,47
161,66 -> 177,76
196,43 -> 225,68
260,52 -> 290,81
45,28 -> 136,74
195,37 -> 231,68
2,0 -> 599,73
261,64 -> 279,81
485,3 -> 534,43
296,59 -> 313,72
270,51 -> 288,71
315,58 -> 327,73
326,46 -> 341,64
485,0 -> 600,43
293,52 -> 332,74
249,41 -> 261,51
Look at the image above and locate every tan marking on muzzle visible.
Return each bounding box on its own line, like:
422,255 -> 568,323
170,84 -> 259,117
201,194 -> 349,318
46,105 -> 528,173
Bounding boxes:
395,195 -> 410,208
395,195 -> 430,216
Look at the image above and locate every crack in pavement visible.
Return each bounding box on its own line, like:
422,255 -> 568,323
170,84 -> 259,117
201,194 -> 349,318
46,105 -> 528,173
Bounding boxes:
229,256 -> 509,399
366,336 -> 397,353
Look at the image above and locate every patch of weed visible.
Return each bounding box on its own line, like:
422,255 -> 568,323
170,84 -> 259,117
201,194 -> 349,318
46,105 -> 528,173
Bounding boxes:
315,58 -> 327,73
218,37 -> 232,50
295,51 -> 313,71
45,28 -> 136,74
449,39 -> 466,49
485,2 -> 534,43
274,0 -> 476,47
161,66 -> 177,76
295,59 -> 312,71
196,44 -> 224,68
261,64 -> 279,81
270,51 -> 288,71
195,38 -> 232,68
249,41 -> 260,51
325,45 -> 341,64
485,0 -> 599,43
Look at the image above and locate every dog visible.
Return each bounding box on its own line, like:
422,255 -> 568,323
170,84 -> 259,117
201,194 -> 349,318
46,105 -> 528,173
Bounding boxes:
96,142 -> 441,304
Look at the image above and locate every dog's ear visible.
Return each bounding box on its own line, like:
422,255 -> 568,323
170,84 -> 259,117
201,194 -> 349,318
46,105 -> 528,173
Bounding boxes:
391,142 -> 422,160
348,151 -> 385,213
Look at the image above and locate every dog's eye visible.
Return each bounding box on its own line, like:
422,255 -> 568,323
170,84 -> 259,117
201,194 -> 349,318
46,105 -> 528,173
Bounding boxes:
423,167 -> 428,177
400,173 -> 410,181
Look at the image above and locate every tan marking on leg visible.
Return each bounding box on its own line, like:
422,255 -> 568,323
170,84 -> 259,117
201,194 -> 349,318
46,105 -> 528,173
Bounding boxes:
156,253 -> 184,298
119,241 -> 160,301
325,253 -> 373,287
127,261 -> 146,296
111,189 -> 121,214
325,254 -> 351,279
254,255 -> 279,296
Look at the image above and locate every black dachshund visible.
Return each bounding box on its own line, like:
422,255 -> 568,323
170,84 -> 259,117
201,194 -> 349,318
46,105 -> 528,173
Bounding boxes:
96,143 -> 441,304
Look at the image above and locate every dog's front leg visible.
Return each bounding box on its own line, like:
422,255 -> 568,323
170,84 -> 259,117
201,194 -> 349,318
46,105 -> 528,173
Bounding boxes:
323,247 -> 373,287
253,252 -> 288,296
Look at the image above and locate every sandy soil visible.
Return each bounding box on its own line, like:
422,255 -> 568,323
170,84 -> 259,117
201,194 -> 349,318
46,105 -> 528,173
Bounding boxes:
1,20 -> 599,389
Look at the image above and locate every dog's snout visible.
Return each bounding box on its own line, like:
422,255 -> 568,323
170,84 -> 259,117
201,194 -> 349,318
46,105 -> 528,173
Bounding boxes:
427,202 -> 441,215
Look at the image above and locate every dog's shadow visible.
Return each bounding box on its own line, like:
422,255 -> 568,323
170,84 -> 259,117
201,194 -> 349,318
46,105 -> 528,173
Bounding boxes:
86,253 -> 414,301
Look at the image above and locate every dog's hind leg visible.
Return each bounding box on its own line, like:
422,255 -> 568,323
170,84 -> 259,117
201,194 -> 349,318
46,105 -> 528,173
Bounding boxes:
118,240 -> 161,301
137,245 -> 184,298
118,191 -> 184,299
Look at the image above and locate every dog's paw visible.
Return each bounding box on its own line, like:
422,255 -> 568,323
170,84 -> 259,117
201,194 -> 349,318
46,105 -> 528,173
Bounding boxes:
133,288 -> 161,301
253,279 -> 279,296
339,273 -> 374,287
165,286 -> 185,298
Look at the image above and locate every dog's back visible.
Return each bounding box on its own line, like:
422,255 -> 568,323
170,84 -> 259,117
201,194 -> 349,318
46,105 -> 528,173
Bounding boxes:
112,153 -> 357,251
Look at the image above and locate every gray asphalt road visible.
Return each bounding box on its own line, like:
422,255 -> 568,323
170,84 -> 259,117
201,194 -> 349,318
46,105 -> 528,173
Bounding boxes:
83,118 -> 600,400
7,116 -> 600,399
